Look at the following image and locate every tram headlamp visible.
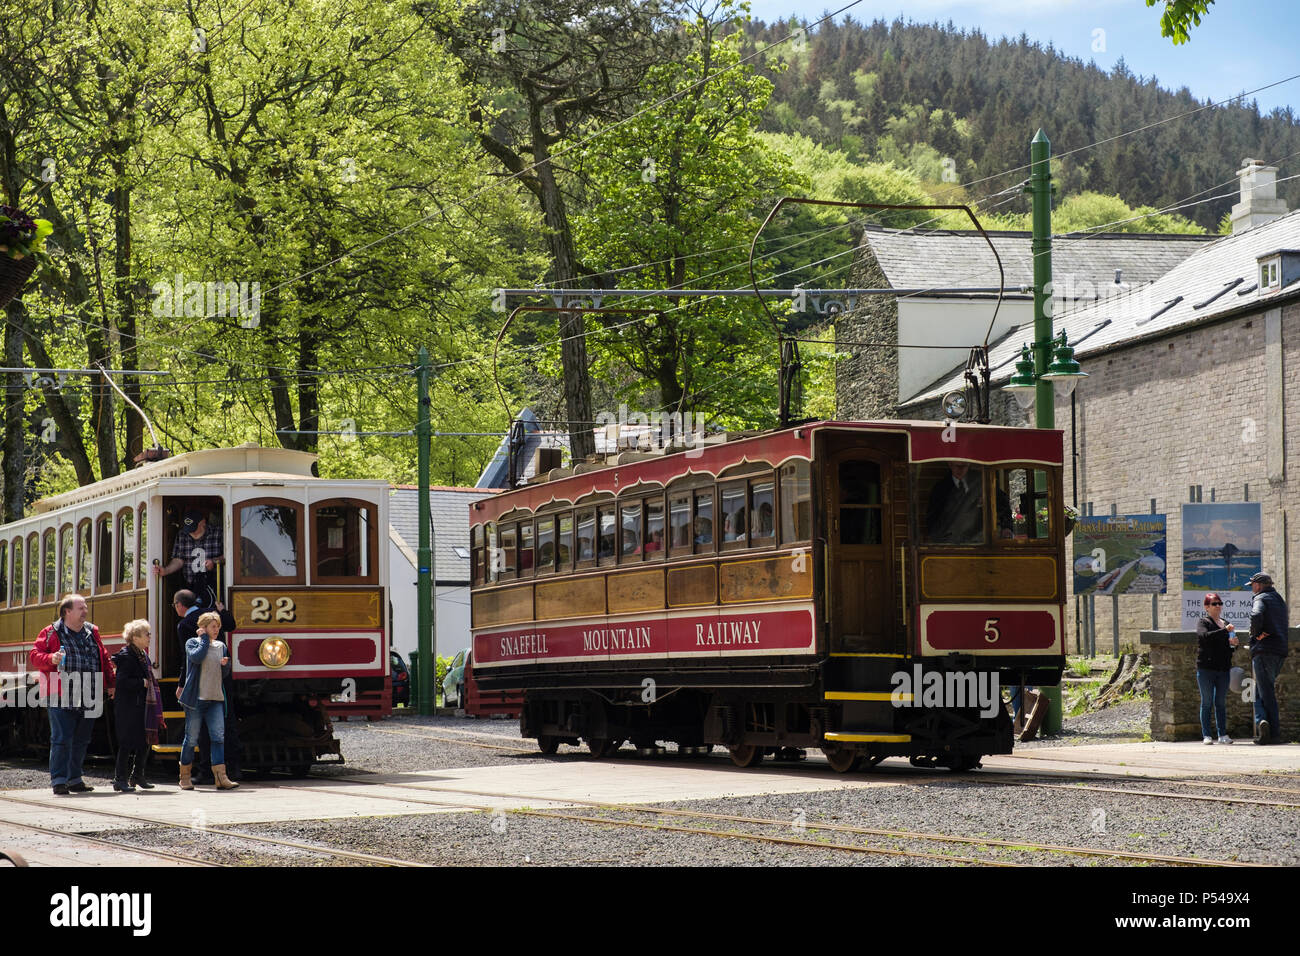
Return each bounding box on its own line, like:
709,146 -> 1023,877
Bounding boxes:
258,637 -> 292,669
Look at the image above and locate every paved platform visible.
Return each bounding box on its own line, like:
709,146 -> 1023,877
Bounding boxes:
2,741 -> 1297,864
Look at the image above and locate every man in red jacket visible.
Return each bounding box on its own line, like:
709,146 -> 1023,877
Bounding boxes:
29,594 -> 115,795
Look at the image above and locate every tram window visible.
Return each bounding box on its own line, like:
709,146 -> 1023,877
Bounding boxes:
26,534 -> 38,605
95,516 -> 112,590
0,539 -> 7,607
597,507 -> 617,565
557,513 -> 573,570
918,462 -> 986,546
42,529 -> 56,602
499,523 -> 517,579
58,524 -> 74,597
7,539 -> 17,605
668,494 -> 692,555
471,525 -> 484,585
117,510 -> 135,590
839,460 -> 883,546
780,461 -> 812,544
694,490 -> 714,552
534,516 -> 554,574
486,522 -> 499,582
644,497 -> 665,558
518,519 -> 535,576
137,505 -> 148,588
720,483 -> 746,549
76,520 -> 92,593
749,480 -> 775,546
995,467 -> 1049,542
237,503 -> 300,580
313,502 -> 375,580
619,502 -> 642,561
576,509 -> 596,566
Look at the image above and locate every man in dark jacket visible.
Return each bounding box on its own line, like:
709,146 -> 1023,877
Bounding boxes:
1248,572 -> 1289,744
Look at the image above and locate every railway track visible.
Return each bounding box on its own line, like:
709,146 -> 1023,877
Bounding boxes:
0,791 -> 424,867
303,773 -> 1250,866
0,816 -> 226,867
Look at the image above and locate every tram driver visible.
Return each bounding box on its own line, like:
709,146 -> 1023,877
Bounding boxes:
154,508 -> 225,607
925,462 -> 1013,545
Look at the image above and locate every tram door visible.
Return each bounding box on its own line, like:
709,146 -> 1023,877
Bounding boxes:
827,452 -> 897,654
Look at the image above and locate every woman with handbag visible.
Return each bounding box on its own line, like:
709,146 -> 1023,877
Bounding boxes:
1196,592 -> 1238,744
110,619 -> 165,791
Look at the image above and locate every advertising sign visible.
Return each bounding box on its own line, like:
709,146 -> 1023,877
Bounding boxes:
1072,514 -> 1167,596
1180,502 -> 1262,630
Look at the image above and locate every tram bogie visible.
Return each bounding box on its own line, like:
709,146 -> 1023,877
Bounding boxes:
472,420 -> 1067,770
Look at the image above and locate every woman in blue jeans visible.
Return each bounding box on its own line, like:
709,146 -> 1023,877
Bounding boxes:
1196,592 -> 1239,744
177,611 -> 238,790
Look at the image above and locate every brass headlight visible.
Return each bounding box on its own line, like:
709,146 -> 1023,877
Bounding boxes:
258,637 -> 292,669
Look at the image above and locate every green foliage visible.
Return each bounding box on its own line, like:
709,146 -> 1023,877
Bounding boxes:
1146,0 -> 1214,44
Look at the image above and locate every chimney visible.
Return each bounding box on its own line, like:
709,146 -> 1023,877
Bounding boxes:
1230,158 -> 1289,234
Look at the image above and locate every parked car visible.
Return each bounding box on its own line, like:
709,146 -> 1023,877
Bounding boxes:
391,651 -> 410,707
443,648 -> 470,708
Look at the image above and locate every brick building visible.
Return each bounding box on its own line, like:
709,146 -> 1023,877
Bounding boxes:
895,160 -> 1297,653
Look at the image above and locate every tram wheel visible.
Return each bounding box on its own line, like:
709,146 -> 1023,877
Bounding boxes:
821,747 -> 862,774
727,744 -> 764,768
536,735 -> 560,755
585,736 -> 612,758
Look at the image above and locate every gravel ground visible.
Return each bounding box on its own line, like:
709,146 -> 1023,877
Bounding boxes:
10,702 -> 1300,867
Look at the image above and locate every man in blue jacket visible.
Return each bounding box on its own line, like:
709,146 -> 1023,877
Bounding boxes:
1247,572 -> 1289,745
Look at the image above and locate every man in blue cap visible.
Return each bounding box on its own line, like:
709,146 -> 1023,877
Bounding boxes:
1247,572 -> 1289,745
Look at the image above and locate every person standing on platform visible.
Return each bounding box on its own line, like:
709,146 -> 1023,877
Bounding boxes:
1195,592 -> 1236,745
111,619 -> 165,791
29,594 -> 115,795
1247,572 -> 1289,745
177,611 -> 238,790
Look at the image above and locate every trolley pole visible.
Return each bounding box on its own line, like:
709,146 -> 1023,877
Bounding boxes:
1028,129 -> 1063,735
416,346 -> 434,716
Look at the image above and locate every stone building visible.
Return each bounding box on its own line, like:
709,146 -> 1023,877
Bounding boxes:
899,159 -> 1297,656
835,224 -> 1211,420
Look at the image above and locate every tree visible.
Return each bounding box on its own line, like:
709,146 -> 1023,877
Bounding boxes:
571,5 -> 795,424
1146,1 -> 1214,44
431,0 -> 686,460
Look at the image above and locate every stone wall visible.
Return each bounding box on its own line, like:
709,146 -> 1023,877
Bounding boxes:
1141,627 -> 1300,741
834,245 -> 899,420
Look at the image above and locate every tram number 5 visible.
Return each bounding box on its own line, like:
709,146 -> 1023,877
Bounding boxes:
250,596 -> 297,623
983,618 -> 1001,644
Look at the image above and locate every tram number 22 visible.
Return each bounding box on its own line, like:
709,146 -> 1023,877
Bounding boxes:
983,618 -> 1001,644
250,596 -> 297,623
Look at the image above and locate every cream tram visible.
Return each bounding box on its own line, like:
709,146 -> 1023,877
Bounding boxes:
0,444 -> 390,772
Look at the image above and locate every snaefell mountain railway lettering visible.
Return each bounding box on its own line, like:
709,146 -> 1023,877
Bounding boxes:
582,626 -> 653,651
499,632 -> 549,658
695,619 -> 763,646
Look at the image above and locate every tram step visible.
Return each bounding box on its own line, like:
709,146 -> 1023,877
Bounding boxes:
151,744 -> 200,754
163,711 -> 185,719
824,732 -> 912,744
833,699 -> 899,734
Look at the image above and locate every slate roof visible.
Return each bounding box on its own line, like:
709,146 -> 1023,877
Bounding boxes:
862,226 -> 1213,298
906,209 -> 1300,406
390,486 -> 500,584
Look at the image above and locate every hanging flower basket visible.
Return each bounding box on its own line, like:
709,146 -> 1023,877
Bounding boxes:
0,205 -> 52,308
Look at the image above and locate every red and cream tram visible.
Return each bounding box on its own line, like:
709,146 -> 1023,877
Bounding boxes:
469,421 -> 1066,771
0,444 -> 390,773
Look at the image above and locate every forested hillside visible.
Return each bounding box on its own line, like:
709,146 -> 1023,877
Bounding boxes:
1,4 -> 1293,505
745,17 -> 1300,230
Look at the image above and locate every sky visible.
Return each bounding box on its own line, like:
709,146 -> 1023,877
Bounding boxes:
742,0 -> 1300,114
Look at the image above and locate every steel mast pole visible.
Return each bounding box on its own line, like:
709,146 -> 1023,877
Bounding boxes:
416,347 -> 434,715
1029,129 -> 1063,735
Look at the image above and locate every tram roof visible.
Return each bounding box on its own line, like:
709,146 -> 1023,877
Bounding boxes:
30,444 -> 321,514
471,420 -> 1062,526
